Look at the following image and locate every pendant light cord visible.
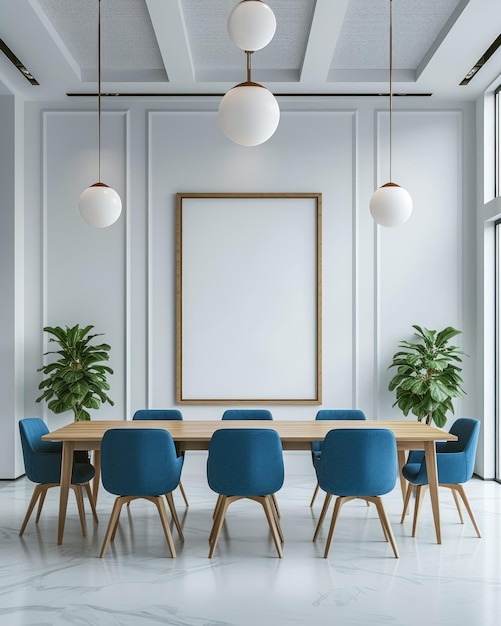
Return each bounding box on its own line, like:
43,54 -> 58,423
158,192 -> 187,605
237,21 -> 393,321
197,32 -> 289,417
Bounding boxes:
98,0 -> 102,182
389,0 -> 393,182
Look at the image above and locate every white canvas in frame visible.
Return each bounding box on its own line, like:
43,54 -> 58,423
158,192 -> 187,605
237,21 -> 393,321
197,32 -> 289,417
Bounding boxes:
176,193 -> 322,404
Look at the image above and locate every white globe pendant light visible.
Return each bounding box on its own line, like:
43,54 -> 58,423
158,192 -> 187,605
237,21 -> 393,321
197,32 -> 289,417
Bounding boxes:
219,81 -> 280,147
79,0 -> 122,228
227,0 -> 276,51
79,183 -> 122,229
370,0 -> 412,227
369,183 -> 413,227
219,1 -> 279,146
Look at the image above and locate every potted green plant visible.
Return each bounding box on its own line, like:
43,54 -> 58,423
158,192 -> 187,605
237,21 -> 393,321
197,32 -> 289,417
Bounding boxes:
36,324 -> 114,421
388,325 -> 466,428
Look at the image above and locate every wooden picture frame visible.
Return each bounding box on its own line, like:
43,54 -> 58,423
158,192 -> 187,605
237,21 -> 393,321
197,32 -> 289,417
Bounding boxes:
176,192 -> 322,404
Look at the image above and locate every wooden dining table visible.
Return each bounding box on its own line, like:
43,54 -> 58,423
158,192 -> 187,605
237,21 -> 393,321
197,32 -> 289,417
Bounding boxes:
42,418 -> 457,546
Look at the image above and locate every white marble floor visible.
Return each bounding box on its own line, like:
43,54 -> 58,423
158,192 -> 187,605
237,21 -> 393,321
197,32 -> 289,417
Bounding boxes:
0,469 -> 500,626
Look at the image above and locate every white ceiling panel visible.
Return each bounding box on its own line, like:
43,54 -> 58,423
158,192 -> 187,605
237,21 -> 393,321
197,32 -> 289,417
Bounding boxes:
0,0 -> 499,100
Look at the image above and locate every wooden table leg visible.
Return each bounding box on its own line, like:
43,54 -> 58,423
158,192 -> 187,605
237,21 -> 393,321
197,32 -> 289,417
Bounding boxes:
92,449 -> 101,505
397,449 -> 407,502
57,440 -> 74,545
424,440 -> 442,544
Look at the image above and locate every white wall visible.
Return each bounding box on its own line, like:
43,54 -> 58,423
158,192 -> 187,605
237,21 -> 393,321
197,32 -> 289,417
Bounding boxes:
9,96 -> 478,478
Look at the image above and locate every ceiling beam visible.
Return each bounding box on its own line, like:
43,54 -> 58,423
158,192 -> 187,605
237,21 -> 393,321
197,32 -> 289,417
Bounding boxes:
417,0 -> 501,98
145,0 -> 195,84
299,0 -> 350,84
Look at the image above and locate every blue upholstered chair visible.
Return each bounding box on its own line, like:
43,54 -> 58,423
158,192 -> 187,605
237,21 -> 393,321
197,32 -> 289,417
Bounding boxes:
313,428 -> 399,558
310,409 -> 366,507
99,428 -> 184,558
132,409 -> 188,507
221,409 -> 273,420
220,408 -> 278,518
400,417 -> 481,538
207,428 -> 285,558
19,417 -> 98,536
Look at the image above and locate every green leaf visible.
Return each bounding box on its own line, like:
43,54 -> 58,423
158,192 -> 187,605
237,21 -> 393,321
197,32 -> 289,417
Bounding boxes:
435,326 -> 462,348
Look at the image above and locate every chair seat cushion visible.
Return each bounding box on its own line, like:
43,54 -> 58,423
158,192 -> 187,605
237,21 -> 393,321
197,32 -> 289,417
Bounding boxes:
72,462 -> 96,485
402,452 -> 471,485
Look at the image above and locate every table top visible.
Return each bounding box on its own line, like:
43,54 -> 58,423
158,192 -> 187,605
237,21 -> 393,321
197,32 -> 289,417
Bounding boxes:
42,419 -> 457,447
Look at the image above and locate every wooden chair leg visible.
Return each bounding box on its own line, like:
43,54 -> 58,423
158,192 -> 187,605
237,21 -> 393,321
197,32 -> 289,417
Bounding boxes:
373,497 -> 399,558
209,495 -> 226,542
365,496 -> 388,541
323,496 -> 346,558
412,484 -> 427,537
261,496 -> 283,557
445,483 -> 481,538
209,494 -> 284,558
111,495 -> 141,542
84,482 -> 99,524
151,496 -> 177,557
165,492 -> 184,541
400,482 -> 413,523
269,494 -> 284,543
310,482 -> 320,507
450,486 -> 464,523
91,449 -> 101,506
19,484 -> 48,536
100,497 -> 125,557
35,486 -> 50,523
209,495 -> 228,550
398,449 -> 408,503
246,494 -> 284,548
209,496 -> 233,558
70,484 -> 87,537
271,493 -> 281,519
313,492 -> 332,541
178,481 -> 189,507
212,494 -> 223,519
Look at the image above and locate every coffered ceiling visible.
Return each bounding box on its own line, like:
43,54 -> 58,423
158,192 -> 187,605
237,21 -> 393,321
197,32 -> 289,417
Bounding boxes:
0,0 -> 500,102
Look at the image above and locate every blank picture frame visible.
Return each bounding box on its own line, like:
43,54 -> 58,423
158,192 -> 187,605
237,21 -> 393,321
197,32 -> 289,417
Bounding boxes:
176,192 -> 322,404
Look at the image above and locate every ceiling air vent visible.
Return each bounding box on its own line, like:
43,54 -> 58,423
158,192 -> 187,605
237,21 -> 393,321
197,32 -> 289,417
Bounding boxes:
0,39 -> 39,85
460,33 -> 501,85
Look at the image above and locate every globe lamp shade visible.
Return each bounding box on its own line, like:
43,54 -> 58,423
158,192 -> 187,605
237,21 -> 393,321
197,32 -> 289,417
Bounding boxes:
227,1 -> 276,51
369,182 -> 413,227
218,82 -> 280,146
79,182 -> 122,228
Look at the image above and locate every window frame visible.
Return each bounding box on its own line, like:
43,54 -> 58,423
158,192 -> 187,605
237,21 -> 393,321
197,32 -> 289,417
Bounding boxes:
495,219 -> 501,481
495,85 -> 501,197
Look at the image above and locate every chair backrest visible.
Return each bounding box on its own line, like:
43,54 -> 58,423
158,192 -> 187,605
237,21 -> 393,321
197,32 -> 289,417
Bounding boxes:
312,409 -> 366,454
19,418 -> 63,484
133,409 -> 183,421
438,418 -> 480,483
316,428 -> 397,497
405,418 -> 480,485
315,409 -> 366,421
207,428 -> 284,496
221,409 -> 273,420
101,428 -> 183,497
